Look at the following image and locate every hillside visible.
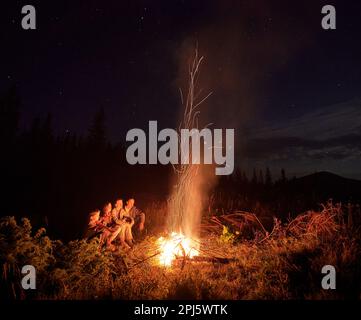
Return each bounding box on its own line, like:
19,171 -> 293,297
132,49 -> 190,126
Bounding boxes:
289,171 -> 361,202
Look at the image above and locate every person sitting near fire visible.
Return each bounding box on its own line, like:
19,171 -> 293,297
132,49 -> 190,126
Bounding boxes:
84,209 -> 104,240
124,198 -> 146,238
99,202 -> 125,251
108,198 -> 134,249
84,205 -> 115,247
101,202 -> 113,225
111,199 -> 124,223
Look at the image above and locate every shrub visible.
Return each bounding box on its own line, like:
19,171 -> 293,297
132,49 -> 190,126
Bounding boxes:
1,200 -> 360,300
0,217 -> 57,299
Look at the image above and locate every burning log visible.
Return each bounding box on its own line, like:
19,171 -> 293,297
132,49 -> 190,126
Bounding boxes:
175,256 -> 237,264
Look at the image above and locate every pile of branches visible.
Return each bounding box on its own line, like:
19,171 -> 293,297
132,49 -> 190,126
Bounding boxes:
285,200 -> 343,240
201,200 -> 346,243
201,211 -> 271,241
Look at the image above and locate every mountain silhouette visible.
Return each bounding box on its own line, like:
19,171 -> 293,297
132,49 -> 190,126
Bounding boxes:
289,171 -> 361,203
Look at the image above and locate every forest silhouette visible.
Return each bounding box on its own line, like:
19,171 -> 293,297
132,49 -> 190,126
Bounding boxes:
1,87 -> 360,241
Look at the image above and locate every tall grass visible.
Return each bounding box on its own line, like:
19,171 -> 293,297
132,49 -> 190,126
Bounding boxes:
1,200 -> 360,300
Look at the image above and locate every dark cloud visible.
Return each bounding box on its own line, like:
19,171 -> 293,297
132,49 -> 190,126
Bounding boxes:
236,98 -> 361,179
244,134 -> 361,160
241,99 -> 361,162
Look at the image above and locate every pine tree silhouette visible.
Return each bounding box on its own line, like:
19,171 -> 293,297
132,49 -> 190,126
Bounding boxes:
87,107 -> 107,150
259,169 -> 264,185
265,167 -> 272,186
281,168 -> 287,184
252,168 -> 258,185
0,87 -> 20,145
242,171 -> 248,184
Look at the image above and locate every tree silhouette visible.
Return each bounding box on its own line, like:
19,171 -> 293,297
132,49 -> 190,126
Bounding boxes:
242,171 -> 248,184
251,168 -> 258,185
265,167 -> 272,186
87,107 -> 107,150
0,87 -> 20,146
281,168 -> 287,184
259,169 -> 264,185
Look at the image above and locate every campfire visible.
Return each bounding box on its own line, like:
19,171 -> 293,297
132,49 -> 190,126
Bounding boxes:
155,50 -> 208,268
157,232 -> 199,266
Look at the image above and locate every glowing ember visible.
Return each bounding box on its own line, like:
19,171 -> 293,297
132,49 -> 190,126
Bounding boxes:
157,232 -> 199,266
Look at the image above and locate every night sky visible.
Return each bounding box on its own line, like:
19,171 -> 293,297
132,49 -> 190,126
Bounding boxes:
1,0 -> 361,178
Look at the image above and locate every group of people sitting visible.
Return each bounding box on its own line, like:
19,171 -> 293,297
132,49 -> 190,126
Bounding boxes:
84,198 -> 146,251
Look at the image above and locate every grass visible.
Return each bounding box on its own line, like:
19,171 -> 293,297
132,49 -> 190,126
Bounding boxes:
117,234 -> 359,300
1,201 -> 360,300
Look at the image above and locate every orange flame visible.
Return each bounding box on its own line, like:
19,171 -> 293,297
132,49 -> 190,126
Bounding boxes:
157,232 -> 199,266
